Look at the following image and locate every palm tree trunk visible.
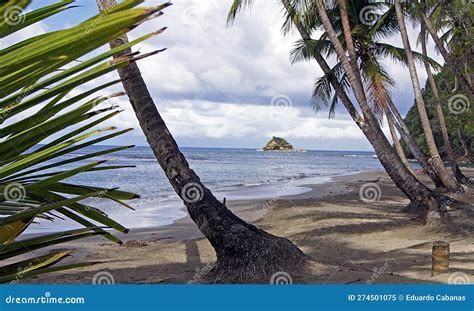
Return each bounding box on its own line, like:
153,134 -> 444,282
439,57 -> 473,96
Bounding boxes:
386,110 -> 413,174
419,12 -> 468,184
394,0 -> 459,192
341,0 -> 414,180
286,1 -> 442,218
96,0 -> 309,283
338,0 -> 365,94
339,0 -> 439,187
386,99 -> 444,188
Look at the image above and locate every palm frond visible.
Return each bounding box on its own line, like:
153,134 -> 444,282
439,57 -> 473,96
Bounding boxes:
0,0 -> 169,282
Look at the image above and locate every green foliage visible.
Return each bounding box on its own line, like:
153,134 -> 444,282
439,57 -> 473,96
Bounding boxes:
402,69 -> 473,161
0,0 -> 168,283
263,136 -> 294,151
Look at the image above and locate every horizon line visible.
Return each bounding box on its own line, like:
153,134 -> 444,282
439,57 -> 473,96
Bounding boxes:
92,143 -> 375,153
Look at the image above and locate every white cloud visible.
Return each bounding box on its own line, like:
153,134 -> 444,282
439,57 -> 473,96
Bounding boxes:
2,0 -> 442,151
158,100 -> 365,141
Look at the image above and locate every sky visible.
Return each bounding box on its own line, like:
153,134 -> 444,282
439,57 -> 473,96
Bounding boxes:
6,0 -> 444,151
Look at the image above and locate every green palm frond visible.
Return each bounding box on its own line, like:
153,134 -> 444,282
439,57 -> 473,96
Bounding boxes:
311,61 -> 348,118
0,0 -> 170,283
290,38 -> 333,64
360,54 -> 395,122
372,42 -> 442,70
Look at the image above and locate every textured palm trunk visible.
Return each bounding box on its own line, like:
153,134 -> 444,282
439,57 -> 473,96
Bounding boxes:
386,99 -> 444,188
285,1 -> 442,217
96,0 -> 309,283
341,0 -> 443,189
386,110 -> 412,174
419,18 -> 468,184
338,0 -> 365,93
338,0 -> 411,175
419,10 -> 473,97
394,0 -> 459,192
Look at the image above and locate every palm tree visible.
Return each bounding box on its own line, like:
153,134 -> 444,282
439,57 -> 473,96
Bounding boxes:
229,0 -> 451,221
228,0 -> 448,216
394,0 -> 460,192
292,1 -> 439,179
386,110 -> 412,172
322,0 -> 456,186
0,0 -> 159,282
417,0 -> 473,96
96,0 -> 309,284
314,0 -> 455,202
418,0 -> 469,184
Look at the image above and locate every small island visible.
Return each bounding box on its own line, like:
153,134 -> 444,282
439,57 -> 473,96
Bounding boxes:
262,136 -> 304,152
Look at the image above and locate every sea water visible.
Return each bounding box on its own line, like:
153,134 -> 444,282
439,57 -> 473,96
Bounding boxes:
26,146 -> 382,233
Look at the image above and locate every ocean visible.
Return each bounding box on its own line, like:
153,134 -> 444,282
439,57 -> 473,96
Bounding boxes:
26,146 -> 382,233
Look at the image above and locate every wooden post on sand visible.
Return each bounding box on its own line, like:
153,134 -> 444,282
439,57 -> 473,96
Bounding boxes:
432,241 -> 450,276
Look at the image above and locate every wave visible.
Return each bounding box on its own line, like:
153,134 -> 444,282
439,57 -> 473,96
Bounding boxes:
343,154 -> 377,158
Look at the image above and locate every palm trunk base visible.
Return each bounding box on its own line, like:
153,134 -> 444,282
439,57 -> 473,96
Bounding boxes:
425,210 -> 450,227
402,193 -> 468,226
402,200 -> 425,214
424,205 -> 470,226
209,234 -> 310,284
403,203 -> 449,226
187,195 -> 310,284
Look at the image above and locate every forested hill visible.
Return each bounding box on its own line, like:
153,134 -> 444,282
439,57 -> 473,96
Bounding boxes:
402,69 -> 473,163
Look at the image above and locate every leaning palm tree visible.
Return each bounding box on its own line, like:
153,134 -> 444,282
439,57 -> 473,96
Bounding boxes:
290,0 -> 440,178
394,0 -> 460,192
0,0 -> 162,282
96,0 -> 309,284
229,0 -> 450,222
416,0 -> 473,96
311,0 -> 457,201
416,0 -> 469,184
387,110 -> 412,172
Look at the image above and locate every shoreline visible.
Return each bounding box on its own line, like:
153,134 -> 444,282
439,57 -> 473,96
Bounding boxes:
20,169 -> 474,284
24,169 -> 367,235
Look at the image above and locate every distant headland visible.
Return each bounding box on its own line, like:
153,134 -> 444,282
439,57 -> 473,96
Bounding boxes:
262,136 -> 305,152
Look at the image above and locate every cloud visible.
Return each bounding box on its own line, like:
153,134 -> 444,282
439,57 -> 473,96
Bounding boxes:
2,0 -> 441,151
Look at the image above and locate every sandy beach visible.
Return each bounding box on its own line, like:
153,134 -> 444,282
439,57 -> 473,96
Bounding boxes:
21,170 -> 473,284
